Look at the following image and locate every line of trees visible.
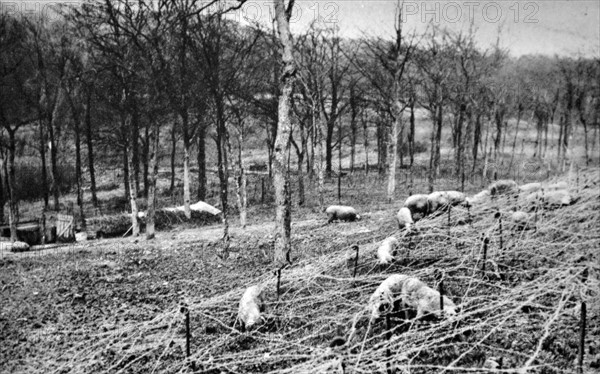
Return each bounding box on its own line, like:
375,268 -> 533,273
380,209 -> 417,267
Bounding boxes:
1,1 -> 598,264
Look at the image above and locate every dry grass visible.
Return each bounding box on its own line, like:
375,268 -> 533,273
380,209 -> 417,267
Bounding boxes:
0,167 -> 598,374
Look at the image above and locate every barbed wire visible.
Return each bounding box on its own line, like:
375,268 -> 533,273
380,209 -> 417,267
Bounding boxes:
13,167 -> 600,374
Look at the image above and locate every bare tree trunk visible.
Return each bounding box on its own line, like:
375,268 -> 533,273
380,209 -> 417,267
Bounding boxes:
501,120 -> 508,156
377,119 -> 387,174
48,114 -> 59,210
182,140 -> 191,219
591,121 -> 599,157
409,98 -> 415,167
197,124 -> 207,201
232,129 -> 248,228
64,84 -> 87,228
428,109 -> 436,192
39,119 -> 49,209
307,122 -> 315,178
6,130 -> 19,241
142,123 -> 149,198
533,116 -> 540,158
434,102 -> 443,177
580,115 -> 589,165
455,103 -> 465,177
146,123 -> 160,240
472,112 -> 481,173
122,143 -> 131,201
508,107 -> 522,170
84,89 -> 98,208
292,125 -> 307,206
300,123 -> 308,204
543,121 -> 549,158
363,112 -> 369,174
267,125 -> 274,178
307,123 -> 313,177
170,124 -> 177,192
315,114 -> 325,209
557,115 -> 564,162
132,104 -> 141,194
0,155 -> 4,223
69,96 -> 86,230
215,102 -> 230,255
297,151 -> 305,206
387,116 -> 399,202
273,0 -> 295,268
337,120 -> 342,198
325,119 -> 335,178
494,106 -> 503,161
350,114 -> 357,173
482,118 -> 491,182
181,113 -> 192,219
127,146 -> 140,237
562,112 -> 572,170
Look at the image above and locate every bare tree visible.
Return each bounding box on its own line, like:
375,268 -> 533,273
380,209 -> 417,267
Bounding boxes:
416,28 -> 452,191
272,0 -> 296,268
146,120 -> 160,240
0,13 -> 37,240
352,8 -> 415,200
295,23 -> 330,209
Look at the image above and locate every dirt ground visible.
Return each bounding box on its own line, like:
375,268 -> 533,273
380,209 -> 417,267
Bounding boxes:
1,170 -> 599,374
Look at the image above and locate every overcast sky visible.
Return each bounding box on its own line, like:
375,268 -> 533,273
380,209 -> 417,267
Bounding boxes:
2,0 -> 599,57
235,0 -> 600,57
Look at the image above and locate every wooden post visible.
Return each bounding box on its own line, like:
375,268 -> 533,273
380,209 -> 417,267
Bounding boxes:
181,305 -> 195,371
352,245 -> 359,278
578,268 -> 588,374
437,270 -> 444,314
467,205 -> 472,227
261,177 -> 265,203
496,210 -> 503,252
447,206 -> 451,237
276,268 -> 282,301
185,308 -> 191,358
385,314 -> 394,374
481,236 -> 489,276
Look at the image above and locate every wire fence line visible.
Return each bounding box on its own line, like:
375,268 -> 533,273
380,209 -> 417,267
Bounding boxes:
4,167 -> 598,374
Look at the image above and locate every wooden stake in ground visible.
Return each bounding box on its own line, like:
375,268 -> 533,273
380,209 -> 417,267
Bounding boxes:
481,235 -> 489,276
447,206 -> 451,237
352,244 -> 360,278
436,269 -> 444,313
467,205 -> 472,227
495,210 -> 504,252
181,305 -> 195,371
276,268 -> 282,301
578,268 -> 588,374
385,313 -> 394,374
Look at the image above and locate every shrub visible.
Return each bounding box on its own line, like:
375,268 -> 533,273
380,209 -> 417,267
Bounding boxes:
85,209 -> 221,238
86,213 -> 141,239
399,140 -> 428,155
153,209 -> 221,230
13,159 -> 77,201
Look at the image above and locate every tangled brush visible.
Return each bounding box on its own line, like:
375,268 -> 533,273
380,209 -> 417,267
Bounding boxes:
8,167 -> 600,374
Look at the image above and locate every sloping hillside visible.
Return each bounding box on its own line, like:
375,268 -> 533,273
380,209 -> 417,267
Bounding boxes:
1,168 -> 598,373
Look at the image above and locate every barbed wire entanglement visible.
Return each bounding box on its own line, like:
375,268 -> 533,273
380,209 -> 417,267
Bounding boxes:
6,168 -> 599,374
